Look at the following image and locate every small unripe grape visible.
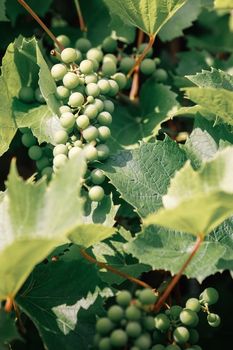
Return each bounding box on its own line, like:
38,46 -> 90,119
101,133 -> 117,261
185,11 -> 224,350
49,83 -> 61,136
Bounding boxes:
169,305 -> 183,319
88,186 -> 104,202
192,346 -> 202,350
75,38 -> 92,53
154,314 -> 170,331
96,317 -> 114,335
85,83 -> 100,97
79,59 -> 94,74
116,290 -> 132,307
125,305 -> 141,321
151,345 -> 165,350
53,144 -> 68,156
87,96 -> 95,104
108,80 -> 119,96
99,337 -> 111,350
154,68 -> 168,82
34,88 -> 45,103
96,144 -> 110,160
74,140 -> 83,147
60,112 -> 76,129
53,154 -> 67,168
110,330 -> 128,347
51,64 -> 67,81
41,166 -> 53,178
186,298 -> 201,312
141,316 -> 155,331
98,79 -> 111,94
138,288 -> 157,305
91,169 -> 105,185
207,313 -> 221,327
90,58 -> 100,71
87,48 -> 103,62
134,334 -> 151,349
126,322 -> 142,338
68,146 -> 82,159
165,345 -> 181,350
56,86 -> 70,100
98,126 -> 111,141
103,53 -> 117,64
68,92 -> 84,107
140,59 -> 156,75
107,305 -> 124,322
138,43 -> 153,57
61,47 -> 77,63
75,49 -> 83,63
56,35 -> 71,48
119,57 -> 135,73
173,326 -> 190,344
97,111 -> 112,125
36,157 -> 50,171
180,309 -> 199,327
76,114 -> 90,129
54,130 -> 69,144
19,87 -> 34,103
63,72 -> 80,89
21,132 -> 37,147
200,288 -> 219,305
85,73 -> 98,84
102,61 -> 117,77
84,104 -> 98,119
112,73 -> 127,89
103,100 -> 114,113
83,125 -> 98,142
102,36 -> 117,53
59,105 -> 71,114
83,144 -> 98,161
28,145 -> 42,160
93,98 -> 104,112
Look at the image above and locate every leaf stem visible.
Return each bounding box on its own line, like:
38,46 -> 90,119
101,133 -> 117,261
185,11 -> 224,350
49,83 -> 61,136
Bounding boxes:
129,30 -> 144,101
13,300 -> 26,334
17,0 -> 64,51
4,296 -> 13,313
154,234 -> 204,311
80,248 -> 152,289
73,0 -> 87,32
128,34 -> 155,78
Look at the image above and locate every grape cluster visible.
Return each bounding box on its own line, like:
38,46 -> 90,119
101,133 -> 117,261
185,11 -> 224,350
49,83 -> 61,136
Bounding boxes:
93,287 -> 220,350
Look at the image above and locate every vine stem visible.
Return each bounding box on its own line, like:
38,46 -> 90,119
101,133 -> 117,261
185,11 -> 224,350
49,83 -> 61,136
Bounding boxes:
80,249 -> 152,289
154,235 -> 204,312
127,34 -> 155,78
74,0 -> 87,32
13,300 -> 26,334
129,30 -> 144,101
17,0 -> 64,51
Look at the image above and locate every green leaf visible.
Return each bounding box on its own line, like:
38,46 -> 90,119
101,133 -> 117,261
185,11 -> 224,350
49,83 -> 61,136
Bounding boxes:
0,1 -> 9,21
110,14 -> 136,43
0,310 -> 20,345
214,0 -> 233,9
103,0 -> 188,36
176,50 -> 212,76
186,68 -> 233,90
100,138 -> 187,217
144,147 -> 233,236
0,155 -> 86,301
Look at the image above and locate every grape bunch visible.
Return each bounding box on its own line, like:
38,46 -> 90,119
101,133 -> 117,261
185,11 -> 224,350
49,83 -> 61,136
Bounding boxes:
93,287 -> 220,350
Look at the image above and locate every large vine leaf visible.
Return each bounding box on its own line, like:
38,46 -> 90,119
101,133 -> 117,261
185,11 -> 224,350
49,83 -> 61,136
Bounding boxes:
214,0 -> 233,9
0,155 -> 86,301
0,310 -> 20,346
0,1 -> 9,21
145,147 -> 233,236
102,0 -> 188,36
100,138 -> 187,218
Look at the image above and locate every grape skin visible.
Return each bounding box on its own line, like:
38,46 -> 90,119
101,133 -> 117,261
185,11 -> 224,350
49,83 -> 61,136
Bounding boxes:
88,186 -> 104,202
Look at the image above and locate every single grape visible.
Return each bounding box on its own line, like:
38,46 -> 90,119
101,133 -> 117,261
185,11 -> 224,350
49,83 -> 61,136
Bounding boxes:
138,288 -> 157,305
153,69 -> 168,82
98,79 -> 111,94
76,114 -> 90,129
138,43 -> 153,57
108,80 -> 119,96
93,98 -> 104,112
34,87 -> 45,103
19,87 -> 34,103
200,288 -> 219,305
53,154 -> 67,168
56,34 -> 70,48
103,54 -> 117,64
173,326 -> 190,344
97,111 -> 112,126
119,57 -> 135,73
186,298 -> 201,313
84,104 -> 99,119
130,347 -> 140,350
165,345 -> 181,350
74,140 -> 83,147
79,59 -> 94,74
141,316 -> 155,331
54,130 -> 69,144
103,100 -> 114,113
96,144 -> 110,160
51,64 -> 67,81
102,37 -> 117,53
36,157 -> 50,171
61,47 -> 77,64
84,144 -> 98,161
85,83 -> 100,97
56,86 -> 70,100
207,314 -> 221,327
68,92 -> 84,107
91,58 -> 100,72
154,314 -> 170,332
68,146 -> 82,159
126,322 -> 142,338
116,290 -> 132,307
28,145 -> 42,161
98,126 -> 111,141
83,125 -> 98,142
180,309 -> 199,327
75,49 -> 83,63
41,166 -> 53,178
192,346 -> 202,350
87,96 -> 95,104
21,132 -> 37,147
189,329 -> 199,344
125,305 -> 141,321
59,105 -> 71,114
102,61 -> 117,77
107,305 -> 124,323
63,72 -> 80,89
112,73 -> 127,89
85,73 -> 98,84
88,186 -> 105,202
151,345 -> 165,350
134,333 -> 151,349
98,337 -> 111,350
75,38 -> 92,53
96,317 -> 114,335
87,48 -> 104,62
169,305 -> 183,319
91,169 -> 105,185
60,112 -> 76,129
110,330 -> 128,348
53,144 -> 68,156
140,59 -> 156,75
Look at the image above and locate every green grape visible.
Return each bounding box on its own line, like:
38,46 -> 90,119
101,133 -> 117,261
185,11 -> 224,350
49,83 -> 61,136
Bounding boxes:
91,58 -> 100,72
125,305 -> 141,321
98,126 -> 111,141
98,337 -> 111,350
154,314 -> 170,332
68,146 -> 82,159
94,334 -> 101,347
54,130 -> 69,144
34,87 -> 45,103
130,347 -> 140,350
79,59 -> 94,74
173,326 -> 190,344
36,157 -> 50,171
93,98 -> 104,112
165,345 -> 181,350
200,288 -> 219,305
141,316 -> 155,331
63,72 -> 80,89
186,298 -> 201,313
84,104 -> 99,119
138,43 -> 153,57
19,87 -> 34,103
83,125 -> 98,142
21,132 -> 37,147
96,317 -> 114,335
134,333 -> 151,349
110,330 -> 128,348
76,114 -> 90,129
103,100 -> 114,113
107,305 -> 124,323
85,83 -> 100,97
96,144 -> 110,160
154,69 -> 168,82
189,329 -> 199,344
112,73 -> 127,89
75,49 -> 83,63
60,112 -> 76,129
108,80 -> 119,96
19,127 -> 29,134
119,57 -> 135,73
180,309 -> 199,327
75,38 -> 92,53
84,144 -> 98,161
68,92 -> 84,107
53,144 -> 68,156
87,48 -> 104,62
140,59 -> 156,75
138,288 -> 157,305
28,145 -> 42,161
169,306 -> 182,319
51,64 -> 67,81
85,74 -> 98,84
151,345 -> 165,350
74,140 -> 83,147
102,61 -> 117,77
103,54 -> 117,64
126,322 -> 142,338
53,154 -> 67,168
87,96 -> 95,104
116,290 -> 132,307
102,37 -> 117,53
98,79 -> 111,94
56,86 -> 70,100
59,105 -> 71,114
91,169 -> 105,185
41,166 -> 53,178
61,47 -> 77,64
97,111 -> 112,126
207,314 -> 221,327
88,185 -> 104,202
56,35 -> 70,48
192,346 -> 202,350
